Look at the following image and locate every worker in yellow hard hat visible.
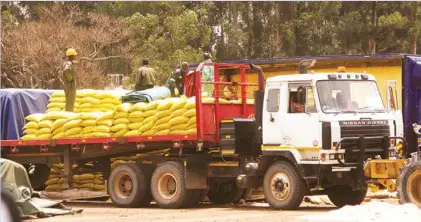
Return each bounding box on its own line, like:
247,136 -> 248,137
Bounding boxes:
62,48 -> 78,112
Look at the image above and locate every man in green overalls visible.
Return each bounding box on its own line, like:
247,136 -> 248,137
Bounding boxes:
63,48 -> 78,112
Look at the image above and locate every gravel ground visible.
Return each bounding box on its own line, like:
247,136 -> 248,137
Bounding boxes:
23,198 -> 405,222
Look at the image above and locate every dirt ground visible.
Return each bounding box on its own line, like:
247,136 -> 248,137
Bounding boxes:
25,198 -> 399,222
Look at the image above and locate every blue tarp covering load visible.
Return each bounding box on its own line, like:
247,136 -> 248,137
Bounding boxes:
0,89 -> 56,140
121,86 -> 171,103
403,56 -> 421,153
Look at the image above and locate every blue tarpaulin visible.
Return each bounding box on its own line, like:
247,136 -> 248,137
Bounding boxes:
0,89 -> 56,140
403,56 -> 421,153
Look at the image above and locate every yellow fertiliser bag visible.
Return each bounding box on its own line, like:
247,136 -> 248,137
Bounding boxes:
97,91 -> 118,99
114,118 -> 130,125
145,101 -> 159,111
128,122 -> 143,130
187,117 -> 196,126
111,123 -> 127,132
82,126 -> 96,133
143,110 -> 157,118
97,111 -> 114,121
97,119 -> 113,126
154,123 -> 170,131
80,103 -> 93,108
157,100 -> 173,111
170,124 -> 188,131
156,110 -> 171,119
114,112 -> 129,119
49,97 -> 65,103
93,125 -> 110,133
64,127 -> 83,136
81,119 -> 97,127
37,134 -> 52,140
21,134 -> 36,140
116,103 -> 132,113
52,126 -> 64,135
45,108 -> 62,113
155,129 -> 170,135
38,120 -> 53,128
84,97 -> 100,104
25,113 -> 44,122
170,130 -> 185,135
51,91 -> 65,98
83,133 -> 94,138
128,117 -> 144,123
81,112 -> 102,120
128,111 -> 143,118
24,121 -> 39,129
124,130 -> 140,136
143,116 -> 157,124
188,124 -> 196,129
101,98 -> 121,105
138,122 -> 153,133
51,119 -> 67,131
184,99 -> 196,109
183,109 -> 196,117
142,129 -> 157,136
187,128 -> 197,134
47,103 -> 65,109
66,113 -> 82,121
170,108 -> 187,118
170,99 -> 187,111
113,129 -> 128,137
99,103 -> 117,110
155,116 -> 171,126
37,128 -> 52,135
169,116 -> 189,126
51,132 -> 64,139
63,119 -> 82,130
130,102 -> 147,112
24,128 -> 37,135
45,178 -> 59,186
66,134 -> 82,138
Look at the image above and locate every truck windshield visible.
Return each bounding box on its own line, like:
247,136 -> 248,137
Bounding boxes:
317,80 -> 385,113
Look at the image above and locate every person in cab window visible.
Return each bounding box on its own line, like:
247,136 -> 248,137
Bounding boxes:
291,94 -> 305,113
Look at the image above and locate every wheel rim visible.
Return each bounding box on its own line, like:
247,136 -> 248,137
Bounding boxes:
158,173 -> 178,200
407,169 -> 421,207
270,172 -> 291,201
114,172 -> 134,199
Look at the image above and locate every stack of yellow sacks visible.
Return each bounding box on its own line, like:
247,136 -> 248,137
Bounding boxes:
44,163 -> 105,192
45,90 -> 123,113
115,97 -> 197,137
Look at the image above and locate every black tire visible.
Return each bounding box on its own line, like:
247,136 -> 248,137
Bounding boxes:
184,189 -> 202,207
1,190 -> 22,222
108,163 -> 152,208
151,161 -> 190,208
327,185 -> 367,208
397,154 -> 421,208
263,161 -> 306,210
197,189 -> 208,203
207,180 -> 245,204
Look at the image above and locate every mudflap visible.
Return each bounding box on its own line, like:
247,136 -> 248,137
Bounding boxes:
185,154 -> 208,189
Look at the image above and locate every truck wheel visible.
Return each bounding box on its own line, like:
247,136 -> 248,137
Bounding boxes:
327,185 -> 367,208
207,180 -> 245,204
397,155 -> 421,208
151,161 -> 190,208
184,189 -> 202,207
108,163 -> 152,208
263,161 -> 306,210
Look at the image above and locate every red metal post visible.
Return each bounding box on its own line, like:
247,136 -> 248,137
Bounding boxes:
213,64 -> 220,142
195,64 -> 204,142
240,67 -> 247,117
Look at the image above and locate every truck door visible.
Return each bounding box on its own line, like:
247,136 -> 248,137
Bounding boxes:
279,82 -> 321,148
262,84 -> 284,145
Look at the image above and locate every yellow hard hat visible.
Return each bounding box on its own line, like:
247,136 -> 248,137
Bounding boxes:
66,48 -> 78,57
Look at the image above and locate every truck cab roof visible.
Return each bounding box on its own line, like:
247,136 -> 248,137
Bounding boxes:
266,73 -> 376,83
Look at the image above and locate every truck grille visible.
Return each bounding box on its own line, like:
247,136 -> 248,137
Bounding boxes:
340,125 -> 390,162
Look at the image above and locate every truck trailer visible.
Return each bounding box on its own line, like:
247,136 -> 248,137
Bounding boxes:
1,60 -> 420,209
